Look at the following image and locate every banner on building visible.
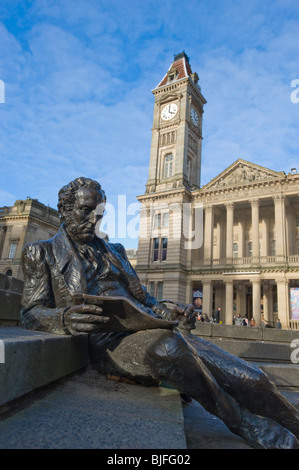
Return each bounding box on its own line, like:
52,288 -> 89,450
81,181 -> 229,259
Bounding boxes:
290,288 -> 299,320
193,289 -> 202,312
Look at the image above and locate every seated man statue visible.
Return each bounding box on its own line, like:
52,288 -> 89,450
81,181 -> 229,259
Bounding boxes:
20,177 -> 299,449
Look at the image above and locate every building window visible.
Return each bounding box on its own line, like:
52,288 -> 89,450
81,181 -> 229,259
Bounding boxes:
248,242 -> 252,257
153,238 -> 160,261
162,212 -> 169,227
154,213 -> 161,228
161,237 -> 168,261
296,239 -> 299,255
271,240 -> 276,256
152,237 -> 168,262
157,282 -> 164,300
8,243 -> 17,259
149,281 -> 155,297
233,243 -> 238,258
163,153 -> 173,178
5,269 -> 12,277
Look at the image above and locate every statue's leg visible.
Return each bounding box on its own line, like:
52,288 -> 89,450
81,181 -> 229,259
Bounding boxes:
181,332 -> 299,439
89,329 -> 299,449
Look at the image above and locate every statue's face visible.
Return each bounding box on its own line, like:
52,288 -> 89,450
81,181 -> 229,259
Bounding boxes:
64,188 -> 105,244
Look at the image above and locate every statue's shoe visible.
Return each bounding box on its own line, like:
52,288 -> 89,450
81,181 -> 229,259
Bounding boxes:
240,411 -> 299,449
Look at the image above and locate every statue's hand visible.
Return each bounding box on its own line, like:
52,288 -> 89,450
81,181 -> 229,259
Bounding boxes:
171,303 -> 197,331
63,304 -> 110,335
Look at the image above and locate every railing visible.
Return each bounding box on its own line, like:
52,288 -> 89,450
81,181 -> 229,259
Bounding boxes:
191,255 -> 299,270
289,320 -> 299,330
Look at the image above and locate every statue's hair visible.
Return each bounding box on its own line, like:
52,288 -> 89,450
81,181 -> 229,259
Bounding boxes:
57,177 -> 106,220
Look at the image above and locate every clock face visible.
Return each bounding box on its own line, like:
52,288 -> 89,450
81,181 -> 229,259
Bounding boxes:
161,103 -> 178,121
191,108 -> 199,126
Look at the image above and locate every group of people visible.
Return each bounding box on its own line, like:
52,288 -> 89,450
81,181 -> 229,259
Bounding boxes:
197,307 -> 221,324
233,314 -> 255,327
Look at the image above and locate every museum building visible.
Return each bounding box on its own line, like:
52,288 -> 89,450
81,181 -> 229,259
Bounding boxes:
135,52 -> 299,330
0,197 -> 60,280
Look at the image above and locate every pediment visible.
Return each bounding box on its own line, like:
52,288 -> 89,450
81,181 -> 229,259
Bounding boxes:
157,92 -> 181,105
203,159 -> 284,191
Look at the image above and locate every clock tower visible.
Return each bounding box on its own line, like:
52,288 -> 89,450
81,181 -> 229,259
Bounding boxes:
145,51 -> 206,194
136,52 -> 206,304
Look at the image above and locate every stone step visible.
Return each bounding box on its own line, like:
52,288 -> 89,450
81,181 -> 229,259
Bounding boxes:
252,362 -> 299,389
207,337 -> 295,363
0,326 -> 89,407
0,367 -> 186,449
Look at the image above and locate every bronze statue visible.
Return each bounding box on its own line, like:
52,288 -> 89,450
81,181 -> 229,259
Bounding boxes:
20,177 -> 299,449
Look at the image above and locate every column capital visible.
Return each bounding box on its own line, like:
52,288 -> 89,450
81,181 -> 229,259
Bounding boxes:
204,204 -> 214,213
250,198 -> 259,207
272,194 -> 285,203
225,202 -> 234,210
275,278 -> 289,285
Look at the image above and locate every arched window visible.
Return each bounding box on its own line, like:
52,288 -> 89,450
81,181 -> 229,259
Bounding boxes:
163,153 -> 173,178
5,269 -> 12,277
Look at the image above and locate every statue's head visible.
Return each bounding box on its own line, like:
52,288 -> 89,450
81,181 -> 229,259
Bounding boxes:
58,177 -> 106,244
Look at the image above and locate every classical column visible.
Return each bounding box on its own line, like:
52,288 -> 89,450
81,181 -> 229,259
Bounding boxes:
276,279 -> 289,329
263,284 -> 269,325
204,205 -> 214,265
251,198 -> 259,263
251,279 -> 261,326
202,280 -> 213,318
225,280 -> 234,325
268,284 -> 274,324
273,195 -> 286,261
225,203 -> 234,262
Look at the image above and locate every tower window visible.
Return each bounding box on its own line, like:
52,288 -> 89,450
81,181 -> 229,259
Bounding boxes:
187,157 -> 192,181
154,213 -> 161,228
161,237 -> 168,261
163,153 -> 173,178
152,237 -> 168,262
153,238 -> 160,261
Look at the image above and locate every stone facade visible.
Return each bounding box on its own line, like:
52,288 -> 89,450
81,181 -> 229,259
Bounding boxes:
136,53 -> 299,330
0,198 -> 60,280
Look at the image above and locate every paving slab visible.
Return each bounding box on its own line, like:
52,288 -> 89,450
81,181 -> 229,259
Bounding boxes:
0,366 -> 186,449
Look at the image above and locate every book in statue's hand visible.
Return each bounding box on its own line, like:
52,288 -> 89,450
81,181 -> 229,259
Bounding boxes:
72,293 -> 179,333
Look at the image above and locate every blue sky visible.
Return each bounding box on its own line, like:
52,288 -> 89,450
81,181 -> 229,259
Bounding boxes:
0,0 -> 299,248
